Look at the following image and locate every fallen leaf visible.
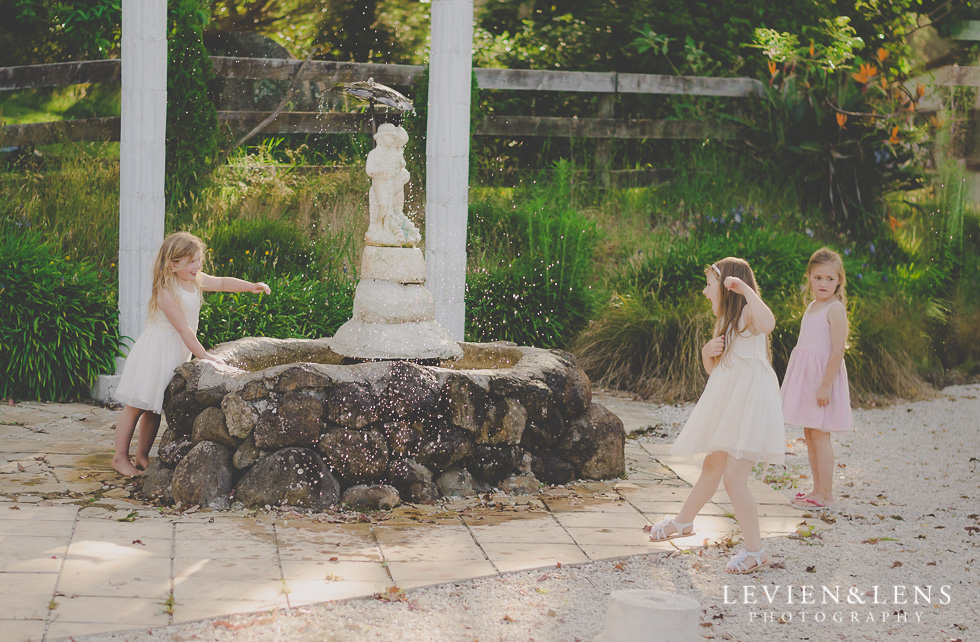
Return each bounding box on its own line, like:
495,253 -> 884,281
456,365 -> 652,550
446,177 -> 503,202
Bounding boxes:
805,566 -> 816,573
131,539 -> 144,546
8,506 -> 20,510
329,557 -> 339,561
927,561 -> 937,566
556,562 -> 562,569
770,562 -> 787,569
502,614 -> 516,622
891,561 -> 902,568
547,609 -> 556,617
613,563 -> 624,571
17,463 -> 26,472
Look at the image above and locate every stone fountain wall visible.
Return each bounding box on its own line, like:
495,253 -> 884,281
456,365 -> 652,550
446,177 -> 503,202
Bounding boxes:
141,338 -> 625,511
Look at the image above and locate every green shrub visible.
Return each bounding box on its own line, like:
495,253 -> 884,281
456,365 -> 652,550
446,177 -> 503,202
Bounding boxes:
0,228 -> 122,401
465,161 -> 600,348
166,0 -> 220,211
624,213 -> 823,303
198,275 -> 355,346
204,218 -> 329,282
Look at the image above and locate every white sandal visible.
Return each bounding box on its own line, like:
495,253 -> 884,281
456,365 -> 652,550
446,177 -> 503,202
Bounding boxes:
645,517 -> 695,542
725,549 -> 770,574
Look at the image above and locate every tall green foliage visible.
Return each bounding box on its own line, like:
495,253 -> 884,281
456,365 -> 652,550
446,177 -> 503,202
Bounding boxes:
0,228 -> 122,401
166,0 -> 220,211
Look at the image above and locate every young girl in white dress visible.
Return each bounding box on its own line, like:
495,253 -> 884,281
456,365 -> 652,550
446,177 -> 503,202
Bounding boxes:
112,232 -> 271,477
647,257 -> 785,574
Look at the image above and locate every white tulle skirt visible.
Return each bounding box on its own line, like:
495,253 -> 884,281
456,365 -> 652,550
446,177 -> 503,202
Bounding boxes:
671,354 -> 786,465
114,321 -> 192,414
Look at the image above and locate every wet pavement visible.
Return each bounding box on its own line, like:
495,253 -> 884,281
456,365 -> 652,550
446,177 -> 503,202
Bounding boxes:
0,395 -> 805,641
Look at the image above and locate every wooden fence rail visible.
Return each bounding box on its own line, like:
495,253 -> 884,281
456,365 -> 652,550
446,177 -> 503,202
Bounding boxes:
1,57 -> 760,147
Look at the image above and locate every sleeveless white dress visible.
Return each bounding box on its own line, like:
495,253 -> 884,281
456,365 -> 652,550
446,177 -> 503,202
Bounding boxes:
671,324 -> 785,465
114,286 -> 201,414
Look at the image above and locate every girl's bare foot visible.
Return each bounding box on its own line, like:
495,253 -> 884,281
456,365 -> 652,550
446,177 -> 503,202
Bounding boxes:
112,456 -> 143,477
134,455 -> 151,471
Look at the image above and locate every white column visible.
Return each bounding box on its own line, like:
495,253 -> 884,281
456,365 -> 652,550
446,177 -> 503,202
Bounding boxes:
94,0 -> 167,401
425,0 -> 473,340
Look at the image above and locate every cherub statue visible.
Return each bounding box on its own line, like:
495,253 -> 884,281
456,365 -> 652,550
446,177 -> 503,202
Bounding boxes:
365,123 -> 421,247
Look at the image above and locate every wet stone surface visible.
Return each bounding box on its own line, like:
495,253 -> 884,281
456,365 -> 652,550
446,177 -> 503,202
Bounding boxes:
156,339 -> 626,510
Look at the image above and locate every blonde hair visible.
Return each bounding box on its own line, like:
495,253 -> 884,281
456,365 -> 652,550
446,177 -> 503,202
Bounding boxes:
147,232 -> 205,320
707,256 -> 770,361
803,247 -> 847,308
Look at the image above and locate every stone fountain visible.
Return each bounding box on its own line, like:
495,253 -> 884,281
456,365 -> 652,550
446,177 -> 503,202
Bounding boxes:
142,125 -> 625,511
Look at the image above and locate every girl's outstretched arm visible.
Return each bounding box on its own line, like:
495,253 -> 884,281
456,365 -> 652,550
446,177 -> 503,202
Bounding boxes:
200,273 -> 271,295
157,289 -> 220,362
816,302 -> 847,406
724,276 -> 775,334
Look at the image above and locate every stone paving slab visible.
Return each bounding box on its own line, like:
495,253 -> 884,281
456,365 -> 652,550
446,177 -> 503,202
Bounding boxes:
0,394 -> 806,641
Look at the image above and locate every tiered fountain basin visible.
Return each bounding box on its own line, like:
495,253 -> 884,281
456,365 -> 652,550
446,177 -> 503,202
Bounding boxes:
142,338 -> 625,511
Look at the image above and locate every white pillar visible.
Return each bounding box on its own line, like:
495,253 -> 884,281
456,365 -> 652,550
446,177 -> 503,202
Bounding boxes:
425,0 -> 473,340
93,0 -> 167,401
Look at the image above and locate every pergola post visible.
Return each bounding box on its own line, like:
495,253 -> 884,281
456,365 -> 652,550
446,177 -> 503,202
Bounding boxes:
93,0 -> 167,401
425,0 -> 473,340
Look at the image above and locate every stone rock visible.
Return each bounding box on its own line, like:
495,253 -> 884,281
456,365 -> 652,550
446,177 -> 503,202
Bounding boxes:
194,387 -> 226,408
222,393 -> 259,439
470,445 -> 520,484
172,441 -> 233,508
158,435 -> 193,469
383,420 -> 425,458
385,457 -> 433,488
254,391 -> 323,450
341,484 -> 401,511
558,403 -> 626,479
276,364 -> 335,392
234,447 -> 339,510
140,459 -> 174,505
499,474 -> 541,495
435,468 -> 490,497
405,480 -> 441,503
164,374 -> 186,402
545,364 -> 592,419
531,453 -> 576,486
478,397 -> 527,445
517,382 -> 565,450
325,382 -> 380,429
191,407 -> 237,448
318,429 -> 389,484
240,380 -> 269,400
382,361 -> 442,421
233,434 -> 260,469
444,373 -> 492,434
416,428 -> 474,473
162,391 -> 204,437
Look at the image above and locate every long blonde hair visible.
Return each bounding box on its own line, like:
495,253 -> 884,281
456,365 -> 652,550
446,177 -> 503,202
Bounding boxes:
708,257 -> 769,361
803,247 -> 847,308
147,232 -> 205,320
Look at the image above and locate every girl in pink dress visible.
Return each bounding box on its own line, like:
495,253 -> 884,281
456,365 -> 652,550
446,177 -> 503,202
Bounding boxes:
781,248 -> 852,509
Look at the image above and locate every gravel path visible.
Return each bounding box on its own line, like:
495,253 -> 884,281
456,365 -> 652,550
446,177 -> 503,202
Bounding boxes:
79,384 -> 980,642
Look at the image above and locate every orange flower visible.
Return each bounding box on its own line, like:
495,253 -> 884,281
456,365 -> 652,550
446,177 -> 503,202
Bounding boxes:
930,115 -> 944,128
880,77 -> 889,91
836,113 -> 848,129
916,84 -> 925,97
888,216 -> 903,231
851,63 -> 878,84
877,48 -> 889,63
888,126 -> 900,144
809,41 -> 815,57
768,60 -> 778,77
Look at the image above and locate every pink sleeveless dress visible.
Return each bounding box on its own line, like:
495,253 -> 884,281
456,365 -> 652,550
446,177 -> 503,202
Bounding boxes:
781,300 -> 852,432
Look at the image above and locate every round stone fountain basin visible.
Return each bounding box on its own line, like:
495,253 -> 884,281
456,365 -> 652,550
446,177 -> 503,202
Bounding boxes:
143,338 -> 625,511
